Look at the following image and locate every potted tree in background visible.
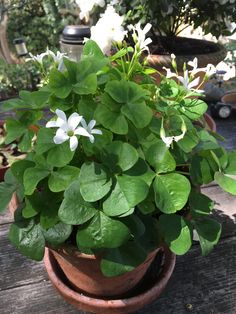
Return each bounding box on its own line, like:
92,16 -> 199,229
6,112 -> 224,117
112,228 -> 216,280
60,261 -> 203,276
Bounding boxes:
116,0 -> 236,70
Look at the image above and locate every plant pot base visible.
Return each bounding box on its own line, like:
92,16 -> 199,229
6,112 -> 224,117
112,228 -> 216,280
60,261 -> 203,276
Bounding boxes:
44,247 -> 176,314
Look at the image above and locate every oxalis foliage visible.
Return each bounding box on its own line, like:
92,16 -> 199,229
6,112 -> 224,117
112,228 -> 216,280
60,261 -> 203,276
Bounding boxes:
0,39 -> 236,277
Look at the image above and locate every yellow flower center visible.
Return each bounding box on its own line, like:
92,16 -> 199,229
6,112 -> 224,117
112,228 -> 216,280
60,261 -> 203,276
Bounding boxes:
67,130 -> 74,137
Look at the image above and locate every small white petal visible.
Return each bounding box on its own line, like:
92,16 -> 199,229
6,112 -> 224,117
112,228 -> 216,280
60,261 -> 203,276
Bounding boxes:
53,129 -> 69,144
80,118 -> 88,129
74,127 -> 90,137
55,109 -> 67,122
68,113 -> 83,130
188,76 -> 200,89
89,134 -> 95,143
88,119 -> 96,129
143,23 -> 152,34
46,120 -> 59,128
70,136 -> 78,151
91,129 -> 103,135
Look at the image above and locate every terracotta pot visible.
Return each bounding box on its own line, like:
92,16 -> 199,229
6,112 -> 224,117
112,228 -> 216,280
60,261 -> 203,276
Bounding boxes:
44,246 -> 176,314
50,245 -> 160,298
221,91 -> 236,109
8,192 -> 19,216
147,37 -> 227,71
203,113 -> 216,132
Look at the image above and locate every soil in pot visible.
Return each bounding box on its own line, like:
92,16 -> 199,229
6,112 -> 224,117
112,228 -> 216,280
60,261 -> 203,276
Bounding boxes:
44,246 -> 176,314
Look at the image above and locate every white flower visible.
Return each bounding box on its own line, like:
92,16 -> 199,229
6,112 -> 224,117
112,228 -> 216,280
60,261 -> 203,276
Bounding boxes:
160,118 -> 187,148
205,64 -> 216,77
90,5 -> 126,54
46,49 -> 67,64
81,119 -> 103,143
46,109 -> 90,151
163,66 -> 177,79
131,22 -> 152,53
76,0 -> 105,21
177,70 -> 203,92
27,52 -> 48,64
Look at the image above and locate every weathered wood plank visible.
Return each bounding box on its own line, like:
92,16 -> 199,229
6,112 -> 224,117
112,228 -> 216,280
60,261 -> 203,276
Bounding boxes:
0,224 -> 47,291
202,186 -> 236,238
0,209 -> 13,225
0,237 -> 235,314
0,223 -> 236,313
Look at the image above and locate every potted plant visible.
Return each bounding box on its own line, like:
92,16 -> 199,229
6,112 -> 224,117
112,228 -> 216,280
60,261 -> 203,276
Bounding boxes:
115,0 -> 235,70
1,13 -> 236,313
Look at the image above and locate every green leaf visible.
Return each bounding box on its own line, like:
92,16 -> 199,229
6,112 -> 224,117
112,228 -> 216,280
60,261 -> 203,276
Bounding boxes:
49,68 -> 72,98
63,58 -> 78,83
22,199 -> 39,218
105,80 -> 148,104
177,129 -> 199,153
48,166 -> 80,192
9,221 -> 45,261
189,190 -> 214,216
11,160 -> 35,184
225,151 -> 236,175
159,214 -> 192,255
76,211 -> 130,249
95,103 -> 128,135
146,141 -> 176,173
0,181 -> 16,213
35,128 -> 55,154
40,202 -> 59,230
47,141 -> 75,168
100,241 -> 147,277
58,181 -> 96,225
194,217 -> 221,255
19,90 -> 50,109
190,155 -> 214,185
102,141 -> 139,172
82,128 -> 112,156
154,173 -> 191,213
103,175 -> 149,216
18,130 -> 34,151
82,40 -> 105,60
124,158 -> 155,186
180,98 -> 207,120
5,119 -> 25,144
79,162 -> 112,202
73,73 -> 97,95
121,102 -> 153,128
23,167 -> 50,195
43,222 -> 72,246
215,172 -> 236,195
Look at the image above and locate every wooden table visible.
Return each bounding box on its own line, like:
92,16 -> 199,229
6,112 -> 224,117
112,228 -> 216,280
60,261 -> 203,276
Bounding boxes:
1,115 -> 236,314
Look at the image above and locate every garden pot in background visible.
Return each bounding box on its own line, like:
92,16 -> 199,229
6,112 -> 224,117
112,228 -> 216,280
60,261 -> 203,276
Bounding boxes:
221,91 -> 236,110
44,246 -> 176,314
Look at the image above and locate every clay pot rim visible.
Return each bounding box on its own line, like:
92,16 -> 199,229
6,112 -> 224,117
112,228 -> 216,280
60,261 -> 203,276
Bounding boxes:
54,245 -> 100,260
44,246 -> 176,309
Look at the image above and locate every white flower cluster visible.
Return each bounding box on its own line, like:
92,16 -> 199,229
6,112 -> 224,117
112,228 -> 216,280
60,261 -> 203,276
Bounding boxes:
27,49 -> 67,66
163,55 -> 216,92
46,109 -> 102,151
75,0 -> 105,21
129,22 -> 152,53
90,5 -> 127,54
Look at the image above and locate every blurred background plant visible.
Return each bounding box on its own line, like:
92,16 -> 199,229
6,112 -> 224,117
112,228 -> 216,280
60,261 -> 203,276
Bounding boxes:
0,58 -> 40,100
116,0 -> 236,39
